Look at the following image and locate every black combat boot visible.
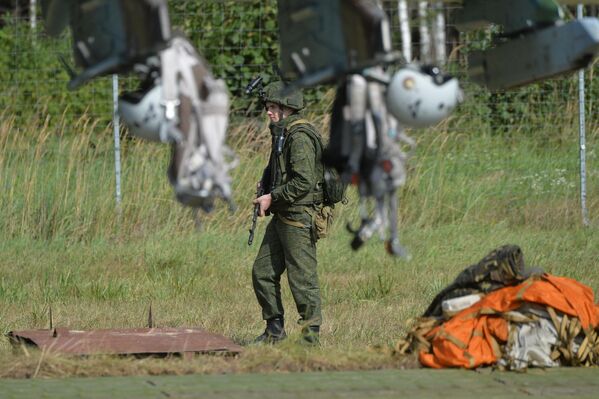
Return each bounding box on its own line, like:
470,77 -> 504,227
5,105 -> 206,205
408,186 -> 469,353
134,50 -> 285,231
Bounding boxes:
301,325 -> 320,346
254,317 -> 287,344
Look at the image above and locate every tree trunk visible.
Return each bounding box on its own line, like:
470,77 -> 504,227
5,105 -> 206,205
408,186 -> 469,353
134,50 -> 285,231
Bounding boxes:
398,0 -> 412,62
433,1 -> 446,65
418,1 -> 431,63
29,0 -> 36,30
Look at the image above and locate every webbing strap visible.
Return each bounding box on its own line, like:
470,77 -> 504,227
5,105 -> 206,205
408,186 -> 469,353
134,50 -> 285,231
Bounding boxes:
515,278 -> 534,300
287,119 -> 311,128
287,119 -> 324,152
277,214 -> 307,228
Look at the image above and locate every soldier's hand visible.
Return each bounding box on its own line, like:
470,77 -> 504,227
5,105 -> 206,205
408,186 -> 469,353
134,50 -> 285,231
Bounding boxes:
253,194 -> 272,217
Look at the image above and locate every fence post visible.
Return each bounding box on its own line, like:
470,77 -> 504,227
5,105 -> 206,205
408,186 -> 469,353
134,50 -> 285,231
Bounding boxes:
577,4 -> 590,227
112,74 -> 123,214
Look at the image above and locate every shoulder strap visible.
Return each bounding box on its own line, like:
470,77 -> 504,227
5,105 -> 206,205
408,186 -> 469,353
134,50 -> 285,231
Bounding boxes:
288,118 -> 311,129
280,118 -> 325,205
286,119 -> 324,153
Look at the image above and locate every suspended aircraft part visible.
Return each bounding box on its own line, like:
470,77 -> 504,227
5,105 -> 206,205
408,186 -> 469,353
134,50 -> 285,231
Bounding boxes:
41,0 -> 171,89
346,189 -> 409,259
454,0 -> 563,34
385,187 -> 409,259
276,0 -> 395,88
347,198 -> 385,251
468,17 -> 599,91
119,36 -> 238,211
293,11 -> 453,257
337,72 -> 414,258
387,65 -> 462,128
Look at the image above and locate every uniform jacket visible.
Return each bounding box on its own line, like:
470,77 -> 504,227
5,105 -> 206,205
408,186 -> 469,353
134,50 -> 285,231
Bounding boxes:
269,114 -> 324,223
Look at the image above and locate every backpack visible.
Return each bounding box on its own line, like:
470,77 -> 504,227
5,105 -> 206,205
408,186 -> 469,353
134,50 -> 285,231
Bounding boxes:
322,165 -> 347,206
288,119 -> 348,207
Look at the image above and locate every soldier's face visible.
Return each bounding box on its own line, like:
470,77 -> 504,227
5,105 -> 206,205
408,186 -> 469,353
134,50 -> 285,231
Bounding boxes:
266,102 -> 284,123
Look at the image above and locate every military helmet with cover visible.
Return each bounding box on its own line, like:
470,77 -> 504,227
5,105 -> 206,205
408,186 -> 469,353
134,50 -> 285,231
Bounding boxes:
263,81 -> 304,111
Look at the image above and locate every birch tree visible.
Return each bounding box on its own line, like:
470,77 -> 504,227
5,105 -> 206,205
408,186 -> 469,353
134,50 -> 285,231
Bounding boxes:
433,1 -> 446,65
30,0 -> 36,30
398,0 -> 412,62
418,1 -> 431,63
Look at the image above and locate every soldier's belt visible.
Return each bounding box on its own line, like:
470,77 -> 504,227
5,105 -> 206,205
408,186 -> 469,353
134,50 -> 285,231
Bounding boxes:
277,214 -> 308,228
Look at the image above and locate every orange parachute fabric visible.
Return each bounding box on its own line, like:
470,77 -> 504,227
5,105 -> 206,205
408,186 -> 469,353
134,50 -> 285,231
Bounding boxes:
419,274 -> 599,368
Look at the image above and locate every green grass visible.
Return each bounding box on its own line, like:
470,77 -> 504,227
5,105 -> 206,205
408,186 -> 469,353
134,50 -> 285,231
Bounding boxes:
0,100 -> 598,378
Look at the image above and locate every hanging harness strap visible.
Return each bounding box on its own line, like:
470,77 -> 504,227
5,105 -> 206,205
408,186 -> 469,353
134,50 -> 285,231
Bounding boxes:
277,214 -> 308,228
160,36 -> 238,210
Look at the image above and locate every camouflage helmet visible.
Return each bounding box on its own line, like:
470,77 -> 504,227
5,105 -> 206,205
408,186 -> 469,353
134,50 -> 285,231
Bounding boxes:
262,81 -> 304,111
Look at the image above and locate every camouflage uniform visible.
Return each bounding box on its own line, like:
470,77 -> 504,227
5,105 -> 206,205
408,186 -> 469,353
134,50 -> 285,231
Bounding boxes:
253,96 -> 325,332
423,244 -> 543,318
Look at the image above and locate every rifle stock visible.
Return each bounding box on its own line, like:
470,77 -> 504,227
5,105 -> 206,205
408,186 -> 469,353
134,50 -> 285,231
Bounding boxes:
248,167 -> 270,246
248,185 -> 264,246
248,122 -> 282,246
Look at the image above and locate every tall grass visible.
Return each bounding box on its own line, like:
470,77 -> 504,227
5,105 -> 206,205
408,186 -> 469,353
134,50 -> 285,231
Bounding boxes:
0,96 -> 598,377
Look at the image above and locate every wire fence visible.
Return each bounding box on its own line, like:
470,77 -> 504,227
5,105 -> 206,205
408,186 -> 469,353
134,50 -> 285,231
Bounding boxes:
0,1 -> 597,228
1,2 -> 597,126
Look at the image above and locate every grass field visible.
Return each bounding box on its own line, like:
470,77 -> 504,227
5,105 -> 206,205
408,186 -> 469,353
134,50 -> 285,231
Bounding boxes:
0,98 -> 598,378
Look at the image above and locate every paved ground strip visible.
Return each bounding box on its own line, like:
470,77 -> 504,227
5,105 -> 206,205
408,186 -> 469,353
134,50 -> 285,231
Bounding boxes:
1,368 -> 599,398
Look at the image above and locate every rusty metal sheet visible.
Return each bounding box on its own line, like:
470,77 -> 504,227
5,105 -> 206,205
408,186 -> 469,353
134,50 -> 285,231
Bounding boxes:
7,327 -> 243,356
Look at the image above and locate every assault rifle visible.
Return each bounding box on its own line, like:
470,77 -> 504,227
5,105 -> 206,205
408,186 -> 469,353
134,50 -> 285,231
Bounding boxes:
247,126 -> 285,246
248,183 -> 263,246
248,167 -> 270,246
247,122 -> 286,244
247,75 -> 269,246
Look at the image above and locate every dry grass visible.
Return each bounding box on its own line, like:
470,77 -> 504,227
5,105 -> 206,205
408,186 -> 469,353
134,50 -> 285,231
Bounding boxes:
0,345 -> 419,379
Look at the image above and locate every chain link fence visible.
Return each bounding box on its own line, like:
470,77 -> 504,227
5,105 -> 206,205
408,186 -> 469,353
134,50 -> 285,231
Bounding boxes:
0,0 -> 597,232
1,1 -> 597,125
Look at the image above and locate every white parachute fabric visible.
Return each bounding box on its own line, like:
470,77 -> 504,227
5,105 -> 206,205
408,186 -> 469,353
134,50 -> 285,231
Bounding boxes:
502,318 -> 560,369
499,304 -> 583,370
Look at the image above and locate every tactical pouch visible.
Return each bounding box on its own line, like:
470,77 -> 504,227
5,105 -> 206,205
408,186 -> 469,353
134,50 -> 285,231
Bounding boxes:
314,206 -> 334,240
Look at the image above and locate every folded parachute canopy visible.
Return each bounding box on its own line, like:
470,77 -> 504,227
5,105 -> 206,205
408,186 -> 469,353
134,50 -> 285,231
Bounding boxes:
419,274 -> 599,369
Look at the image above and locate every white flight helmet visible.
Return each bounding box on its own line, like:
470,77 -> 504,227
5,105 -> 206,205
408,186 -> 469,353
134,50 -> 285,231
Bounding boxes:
387,65 -> 462,128
119,83 -> 175,143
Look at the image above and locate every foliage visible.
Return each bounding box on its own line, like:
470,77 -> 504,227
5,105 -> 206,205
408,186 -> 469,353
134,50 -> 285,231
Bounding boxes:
0,16 -> 113,127
2,2 -> 598,128
169,1 -> 279,112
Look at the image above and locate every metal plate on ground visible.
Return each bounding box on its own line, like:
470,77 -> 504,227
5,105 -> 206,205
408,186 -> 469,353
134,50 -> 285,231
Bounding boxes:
7,327 -> 243,356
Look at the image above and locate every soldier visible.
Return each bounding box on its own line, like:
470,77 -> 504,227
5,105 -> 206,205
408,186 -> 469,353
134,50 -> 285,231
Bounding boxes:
252,81 -> 325,345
